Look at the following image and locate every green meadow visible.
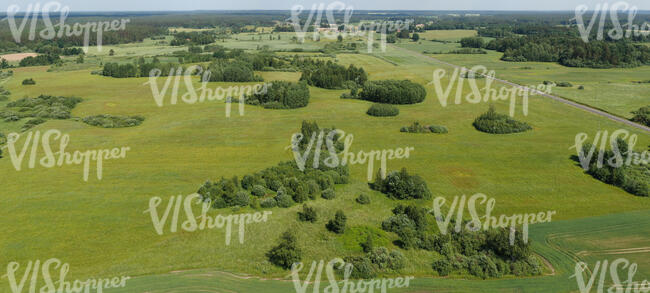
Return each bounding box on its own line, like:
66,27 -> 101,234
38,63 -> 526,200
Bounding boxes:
1,29 -> 649,293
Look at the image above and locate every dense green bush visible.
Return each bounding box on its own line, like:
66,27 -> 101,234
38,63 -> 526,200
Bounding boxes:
267,231 -> 302,269
359,80 -> 426,104
473,106 -> 532,134
367,103 -> 399,117
207,60 -> 263,82
371,168 -> 432,200
22,78 -> 36,85
400,121 -> 448,134
1,95 -> 82,120
381,204 -> 538,278
297,204 -> 317,222
321,188 -> 336,200
299,59 -> 367,89
197,121 -> 349,209
21,118 -> 46,131
356,194 -> 371,204
246,81 -> 310,109
631,106 -> 650,127
555,81 -> 573,87
19,54 -> 61,67
82,114 -> 145,128
326,210 -> 347,234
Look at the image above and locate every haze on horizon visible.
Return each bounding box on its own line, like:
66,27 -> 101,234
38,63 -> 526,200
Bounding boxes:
2,0 -> 650,12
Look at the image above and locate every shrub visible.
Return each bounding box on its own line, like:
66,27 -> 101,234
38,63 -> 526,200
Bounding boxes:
275,189 -> 295,208
429,125 -> 448,134
260,197 -> 277,208
251,185 -> 267,197
21,118 -> 46,131
631,106 -> 650,127
3,95 -> 82,120
473,106 -> 532,134
233,191 -> 250,207
578,85 -> 585,90
432,257 -> 453,276
246,81 -> 310,109
371,168 -> 432,200
400,121 -> 448,134
555,81 -> 573,87
359,80 -> 426,104
356,194 -> 371,204
298,204 -> 317,222
82,114 -> 144,128
267,231 -> 302,269
321,188 -> 336,200
326,210 -> 347,234
22,78 -> 36,85
367,104 -> 399,117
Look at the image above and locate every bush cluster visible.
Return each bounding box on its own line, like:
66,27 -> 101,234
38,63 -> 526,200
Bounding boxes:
359,80 -> 426,104
473,106 -> 532,134
326,210 -> 347,234
381,205 -> 540,279
1,95 -> 82,121
631,106 -> 650,127
245,81 -> 310,109
578,140 -> 649,197
343,247 -> 406,279
82,114 -> 145,128
298,204 -> 317,222
370,168 -> 432,200
266,231 -> 302,269
298,59 -> 367,89
22,78 -> 36,85
367,103 -> 399,117
197,121 -> 349,209
400,121 -> 448,134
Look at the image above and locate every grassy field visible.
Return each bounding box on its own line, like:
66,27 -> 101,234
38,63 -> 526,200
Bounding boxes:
1,30 -> 649,293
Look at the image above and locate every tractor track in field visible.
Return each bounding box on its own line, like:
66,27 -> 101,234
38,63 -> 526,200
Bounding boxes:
390,45 -> 650,134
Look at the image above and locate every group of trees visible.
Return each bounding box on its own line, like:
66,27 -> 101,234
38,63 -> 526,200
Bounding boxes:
35,45 -> 84,56
473,106 -> 532,134
489,36 -> 650,68
299,60 -> 367,89
370,168 -> 432,200
196,121 -> 349,209
357,80 -> 426,104
206,60 -> 263,82
1,95 -> 82,121
82,114 -> 145,128
245,81 -> 310,109
19,54 -> 61,67
400,121 -> 448,134
578,139 -> 649,197
631,106 -> 650,127
381,205 -> 540,278
366,103 -> 399,117
170,32 -> 216,46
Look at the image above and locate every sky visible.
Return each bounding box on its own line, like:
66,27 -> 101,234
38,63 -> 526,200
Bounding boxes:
2,0 -> 650,12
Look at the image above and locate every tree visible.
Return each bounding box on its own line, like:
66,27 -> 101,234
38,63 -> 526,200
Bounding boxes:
0,58 -> 9,69
266,231 -> 302,269
298,204 -> 317,222
326,210 -> 347,234
108,49 -> 115,56
411,33 -> 420,42
337,35 -> 343,42
76,55 -> 84,64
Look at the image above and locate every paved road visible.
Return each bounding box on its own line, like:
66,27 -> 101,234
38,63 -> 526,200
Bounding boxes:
391,45 -> 650,133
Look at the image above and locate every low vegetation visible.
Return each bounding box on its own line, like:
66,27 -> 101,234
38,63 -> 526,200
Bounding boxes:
0,95 -> 82,121
400,121 -> 448,134
473,106 -> 532,134
82,114 -> 145,128
370,168 -> 432,200
367,103 -> 399,117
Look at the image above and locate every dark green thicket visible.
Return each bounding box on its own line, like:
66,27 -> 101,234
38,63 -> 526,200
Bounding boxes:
359,80 -> 426,104
82,114 -> 145,128
197,121 -> 349,209
473,106 -> 532,134
631,106 -> 650,127
367,103 -> 399,117
381,205 -> 539,278
1,95 -> 82,121
370,168 -> 432,200
578,140 -> 649,197
266,231 -> 302,269
22,78 -> 36,85
245,81 -> 310,109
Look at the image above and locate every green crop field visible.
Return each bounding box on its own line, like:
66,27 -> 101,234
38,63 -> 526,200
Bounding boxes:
1,12 -> 649,293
